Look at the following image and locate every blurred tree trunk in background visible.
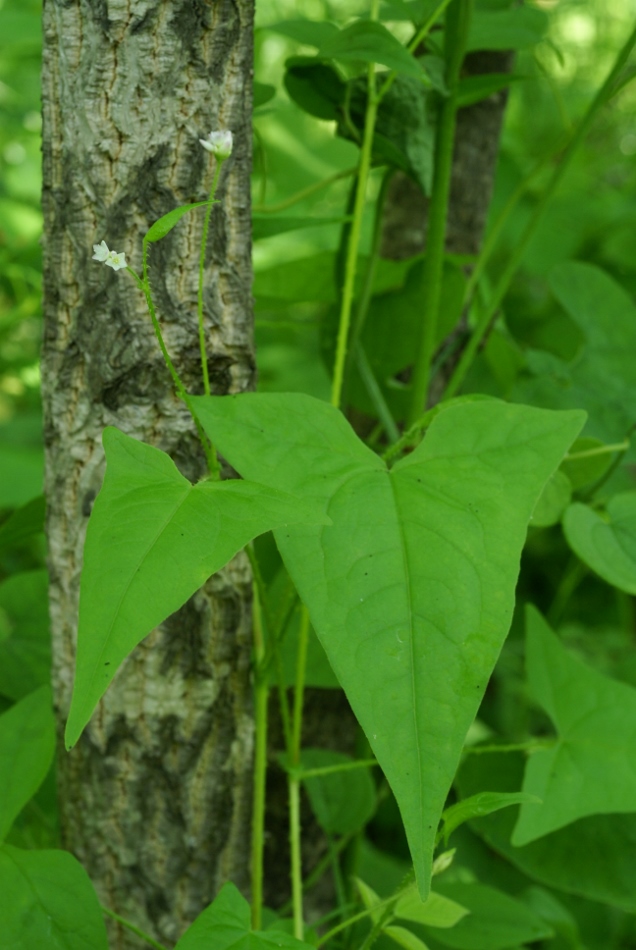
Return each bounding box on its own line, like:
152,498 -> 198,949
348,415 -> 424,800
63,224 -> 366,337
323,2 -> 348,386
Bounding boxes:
41,2 -> 254,947
381,51 -> 513,401
382,51 -> 512,260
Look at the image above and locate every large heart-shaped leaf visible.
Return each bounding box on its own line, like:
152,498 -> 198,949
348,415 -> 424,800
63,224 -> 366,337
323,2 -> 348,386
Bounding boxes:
175,881 -> 314,949
563,493 -> 636,594
0,844 -> 108,949
65,427 -> 328,750
0,687 -> 55,842
513,607 -> 636,845
192,392 -> 583,896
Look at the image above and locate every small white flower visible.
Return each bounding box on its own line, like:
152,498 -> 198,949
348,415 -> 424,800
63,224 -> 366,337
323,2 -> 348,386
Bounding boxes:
92,241 -> 127,271
199,129 -> 233,159
92,240 -> 110,262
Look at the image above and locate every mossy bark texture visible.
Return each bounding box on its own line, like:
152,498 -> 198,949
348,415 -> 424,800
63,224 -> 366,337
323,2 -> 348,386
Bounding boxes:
41,2 -> 254,947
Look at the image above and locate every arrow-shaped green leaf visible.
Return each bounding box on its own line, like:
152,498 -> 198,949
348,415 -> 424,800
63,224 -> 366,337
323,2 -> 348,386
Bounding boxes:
192,392 -> 584,896
65,427 -> 328,749
513,606 -> 636,845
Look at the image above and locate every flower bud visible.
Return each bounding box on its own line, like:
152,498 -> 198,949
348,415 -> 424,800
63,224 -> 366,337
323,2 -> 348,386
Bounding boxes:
199,129 -> 233,159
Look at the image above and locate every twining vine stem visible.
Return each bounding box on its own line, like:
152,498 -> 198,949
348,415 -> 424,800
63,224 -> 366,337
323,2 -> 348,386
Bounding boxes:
197,161 -> 223,397
407,0 -> 473,425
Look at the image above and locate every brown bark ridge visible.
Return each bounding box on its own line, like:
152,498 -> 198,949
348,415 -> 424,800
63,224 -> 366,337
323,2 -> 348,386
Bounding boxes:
41,2 -> 254,947
381,51 -> 514,260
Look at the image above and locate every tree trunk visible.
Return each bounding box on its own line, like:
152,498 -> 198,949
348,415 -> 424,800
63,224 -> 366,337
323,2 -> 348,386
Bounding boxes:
381,51 -> 513,262
41,2 -> 254,946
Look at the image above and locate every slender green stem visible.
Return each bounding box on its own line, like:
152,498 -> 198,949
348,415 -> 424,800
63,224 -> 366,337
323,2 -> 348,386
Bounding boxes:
289,604 -> 311,941
246,546 -> 293,751
101,907 -> 168,950
289,759 -> 378,781
462,738 -> 554,756
135,255 -> 221,478
278,834 -> 355,917
444,21 -> 636,401
289,776 -> 304,941
407,0 -> 472,425
566,440 -> 630,461
377,0 -> 455,103
341,168 -> 393,406
251,582 -> 268,931
198,162 -> 223,397
331,0 -> 381,409
253,166 -> 358,214
547,558 -> 587,627
291,606 -> 310,760
317,892 -> 400,948
462,157 -> 548,307
355,347 -> 400,443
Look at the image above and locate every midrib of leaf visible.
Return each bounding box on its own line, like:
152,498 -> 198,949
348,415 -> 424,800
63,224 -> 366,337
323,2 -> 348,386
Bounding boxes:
387,470 -> 424,842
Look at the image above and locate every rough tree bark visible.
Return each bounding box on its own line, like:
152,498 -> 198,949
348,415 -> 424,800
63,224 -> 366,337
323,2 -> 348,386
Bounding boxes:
41,2 -> 254,947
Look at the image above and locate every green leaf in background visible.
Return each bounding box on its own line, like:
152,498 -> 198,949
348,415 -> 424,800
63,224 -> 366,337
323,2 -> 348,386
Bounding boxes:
284,57 -> 345,121
439,791 -> 541,845
457,747 -> 636,913
422,882 -> 553,949
65,427 -> 328,750
521,886 -> 584,950
0,494 -> 45,554
174,881 -> 314,949
300,748 -> 376,835
514,263 -> 636,451
0,687 -> 55,842
0,443 -> 43,508
265,19 -> 339,48
252,215 -> 347,242
253,81 -> 276,109
456,73 -> 518,108
192,392 -> 584,896
395,887 -> 468,928
513,607 -> 636,845
530,470 -> 572,528
560,436 -> 614,489
384,925 -> 430,950
0,570 -> 50,701
467,6 -> 548,51
318,21 -> 425,80
0,844 -> 108,949
143,201 -> 211,243
338,74 -> 436,194
563,493 -> 636,593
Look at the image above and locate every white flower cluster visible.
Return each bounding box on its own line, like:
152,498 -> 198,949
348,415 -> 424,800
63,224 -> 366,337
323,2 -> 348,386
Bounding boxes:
199,129 -> 233,159
92,241 -> 127,271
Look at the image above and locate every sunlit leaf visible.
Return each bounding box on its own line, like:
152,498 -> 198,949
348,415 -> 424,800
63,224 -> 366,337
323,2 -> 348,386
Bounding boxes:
65,428 -> 328,749
193,392 -> 583,896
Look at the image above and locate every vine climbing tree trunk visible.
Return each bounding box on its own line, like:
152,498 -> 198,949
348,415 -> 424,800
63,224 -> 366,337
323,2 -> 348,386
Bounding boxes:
41,2 -> 254,947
